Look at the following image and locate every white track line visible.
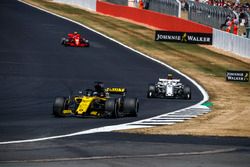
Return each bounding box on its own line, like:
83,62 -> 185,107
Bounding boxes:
0,0 -> 209,145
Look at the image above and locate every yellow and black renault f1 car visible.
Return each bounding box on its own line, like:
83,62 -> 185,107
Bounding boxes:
53,82 -> 139,118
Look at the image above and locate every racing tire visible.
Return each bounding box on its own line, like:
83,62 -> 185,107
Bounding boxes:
53,97 -> 67,117
61,38 -> 69,47
116,97 -> 123,111
147,84 -> 155,98
105,99 -> 118,118
83,39 -> 90,47
123,98 -> 139,117
183,86 -> 191,100
61,38 -> 66,45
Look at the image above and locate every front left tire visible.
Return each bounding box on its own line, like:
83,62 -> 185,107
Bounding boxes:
105,99 -> 118,118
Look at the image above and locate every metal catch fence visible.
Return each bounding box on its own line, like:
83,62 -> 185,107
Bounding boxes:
147,0 -> 180,17
245,12 -> 250,38
187,1 -> 235,29
104,0 -> 128,6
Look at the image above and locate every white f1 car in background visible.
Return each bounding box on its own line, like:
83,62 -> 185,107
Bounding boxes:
147,74 -> 191,99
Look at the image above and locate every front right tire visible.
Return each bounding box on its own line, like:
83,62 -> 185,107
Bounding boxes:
123,98 -> 139,117
183,86 -> 191,100
53,97 -> 67,117
147,84 -> 155,98
61,38 -> 66,45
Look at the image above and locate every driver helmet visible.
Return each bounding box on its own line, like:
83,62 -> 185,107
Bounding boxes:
73,31 -> 78,35
93,91 -> 98,96
86,91 -> 92,97
99,92 -> 105,97
105,92 -> 110,98
78,90 -> 84,95
167,73 -> 173,79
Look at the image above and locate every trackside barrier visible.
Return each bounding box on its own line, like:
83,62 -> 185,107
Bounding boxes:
213,28 -> 250,58
106,0 -> 181,17
52,0 -> 96,11
96,1 -> 212,33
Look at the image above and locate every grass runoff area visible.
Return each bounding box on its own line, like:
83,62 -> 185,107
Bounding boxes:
24,0 -> 250,137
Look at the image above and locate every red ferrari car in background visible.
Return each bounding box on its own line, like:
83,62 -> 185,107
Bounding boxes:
61,32 -> 89,47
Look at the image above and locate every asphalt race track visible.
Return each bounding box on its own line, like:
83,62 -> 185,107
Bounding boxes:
0,1 -> 249,166
0,0 -> 203,141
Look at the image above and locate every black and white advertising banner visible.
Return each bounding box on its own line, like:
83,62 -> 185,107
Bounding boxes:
155,31 -> 213,44
226,71 -> 249,82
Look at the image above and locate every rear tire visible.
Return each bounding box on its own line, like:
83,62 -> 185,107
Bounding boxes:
123,98 -> 139,117
105,99 -> 118,118
53,97 -> 66,117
